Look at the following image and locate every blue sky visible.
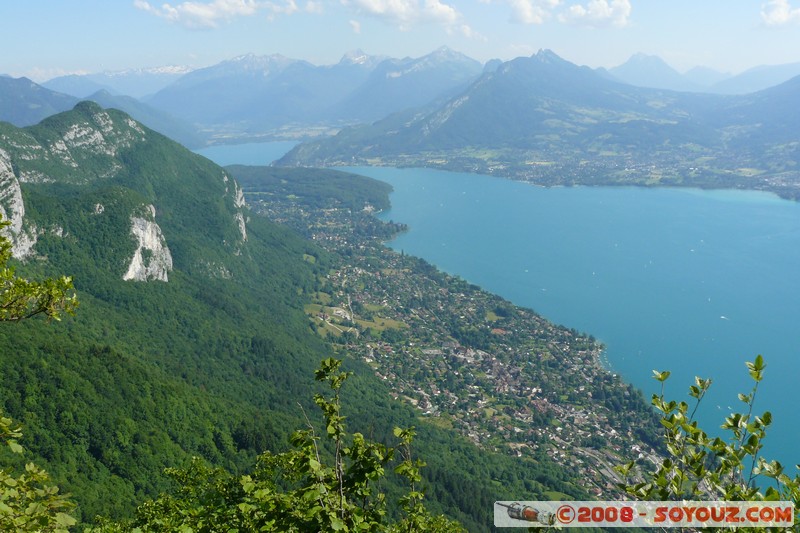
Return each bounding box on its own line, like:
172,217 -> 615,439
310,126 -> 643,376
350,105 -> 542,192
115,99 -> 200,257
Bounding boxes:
2,0 -> 800,81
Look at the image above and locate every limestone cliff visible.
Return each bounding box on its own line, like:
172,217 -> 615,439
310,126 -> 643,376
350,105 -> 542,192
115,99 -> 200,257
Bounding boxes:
122,205 -> 173,282
0,148 -> 36,258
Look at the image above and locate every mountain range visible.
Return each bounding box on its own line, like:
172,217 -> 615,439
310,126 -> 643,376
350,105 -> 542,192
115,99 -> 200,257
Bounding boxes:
607,53 -> 800,94
31,48 -> 486,145
0,76 -> 78,127
4,46 -> 798,529
11,48 -> 800,150
144,47 -> 483,140
279,49 -> 800,199
0,78 -> 204,148
43,66 -> 192,99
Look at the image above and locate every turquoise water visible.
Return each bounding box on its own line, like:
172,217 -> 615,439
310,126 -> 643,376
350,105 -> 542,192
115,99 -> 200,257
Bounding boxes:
355,166 -> 799,468
199,143 -> 799,473
195,141 -> 297,166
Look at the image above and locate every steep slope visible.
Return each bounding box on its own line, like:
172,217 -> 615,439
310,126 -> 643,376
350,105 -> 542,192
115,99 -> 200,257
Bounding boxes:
82,90 -> 205,148
1,101 -> 250,270
0,102 -> 321,520
706,74 -> 800,165
328,46 -> 483,122
0,104 -> 590,529
0,76 -> 78,127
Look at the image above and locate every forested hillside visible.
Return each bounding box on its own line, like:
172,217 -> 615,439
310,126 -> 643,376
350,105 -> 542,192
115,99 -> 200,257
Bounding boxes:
1,105 -> 606,530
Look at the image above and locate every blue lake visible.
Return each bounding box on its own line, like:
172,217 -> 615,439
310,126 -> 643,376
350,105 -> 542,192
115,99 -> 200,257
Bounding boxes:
196,141 -> 297,166
360,167 -> 800,469
200,144 -> 800,474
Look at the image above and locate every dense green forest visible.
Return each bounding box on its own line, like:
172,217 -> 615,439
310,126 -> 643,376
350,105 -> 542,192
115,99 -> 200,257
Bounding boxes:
1,214 -> 586,529
1,104 -> 607,530
229,165 -> 393,212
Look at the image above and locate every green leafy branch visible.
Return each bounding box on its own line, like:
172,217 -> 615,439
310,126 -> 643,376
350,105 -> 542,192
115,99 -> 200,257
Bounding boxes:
1,412 -> 77,532
1,218 -> 78,322
617,356 -> 799,532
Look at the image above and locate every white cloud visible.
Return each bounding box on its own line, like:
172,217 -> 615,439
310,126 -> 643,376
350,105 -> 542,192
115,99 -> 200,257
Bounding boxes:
458,23 -> 487,41
442,22 -> 485,40
506,0 -> 560,24
342,0 -> 461,28
761,0 -> 800,26
134,0 -> 299,28
559,0 -> 631,27
304,0 -> 324,14
265,0 -> 298,20
349,18 -> 362,32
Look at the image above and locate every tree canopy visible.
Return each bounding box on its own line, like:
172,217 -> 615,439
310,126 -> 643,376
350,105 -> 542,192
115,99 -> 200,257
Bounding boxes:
0,219 -> 77,322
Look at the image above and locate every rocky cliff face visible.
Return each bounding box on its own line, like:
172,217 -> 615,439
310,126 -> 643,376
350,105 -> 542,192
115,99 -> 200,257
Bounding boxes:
3,103 -> 148,186
122,205 -> 173,282
0,148 -> 36,258
233,181 -> 247,242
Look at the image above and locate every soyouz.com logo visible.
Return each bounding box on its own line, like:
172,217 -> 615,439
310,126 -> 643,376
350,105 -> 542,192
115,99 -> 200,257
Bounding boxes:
494,501 -> 795,528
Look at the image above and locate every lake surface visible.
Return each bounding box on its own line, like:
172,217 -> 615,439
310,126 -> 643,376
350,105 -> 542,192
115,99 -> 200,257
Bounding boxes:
358,167 -> 799,468
200,143 -> 799,474
195,141 -> 297,166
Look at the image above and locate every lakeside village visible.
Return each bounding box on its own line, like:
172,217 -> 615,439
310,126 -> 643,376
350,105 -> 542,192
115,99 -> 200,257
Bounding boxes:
338,142 -> 800,201
247,184 -> 664,498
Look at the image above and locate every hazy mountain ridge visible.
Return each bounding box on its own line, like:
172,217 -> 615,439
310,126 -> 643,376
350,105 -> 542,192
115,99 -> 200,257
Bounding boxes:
82,89 -> 205,148
44,65 -> 193,99
24,49 -> 800,149
608,53 -> 705,92
42,75 -> 116,99
0,76 -> 78,127
710,61 -> 800,94
607,53 -> 800,95
279,50 -> 800,199
1,77 -> 207,148
144,48 -> 484,140
329,47 -> 483,123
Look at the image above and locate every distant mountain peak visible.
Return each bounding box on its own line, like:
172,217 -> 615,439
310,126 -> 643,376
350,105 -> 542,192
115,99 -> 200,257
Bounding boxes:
106,65 -> 193,77
533,49 -> 564,63
483,58 -> 503,73
341,49 -> 369,64
527,49 -> 580,72
417,47 -> 480,68
430,45 -> 457,56
625,53 -> 673,68
228,53 -> 295,67
609,53 -> 701,91
87,88 -> 114,99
